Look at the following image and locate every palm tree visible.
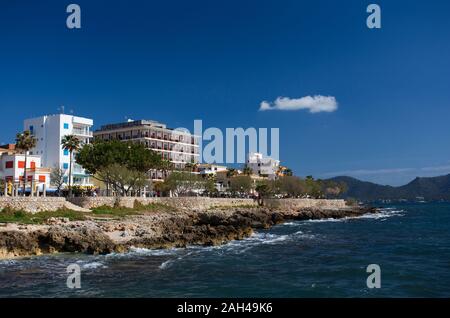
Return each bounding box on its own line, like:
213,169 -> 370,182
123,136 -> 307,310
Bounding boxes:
242,165 -> 253,176
226,168 -> 238,178
184,162 -> 198,172
16,130 -> 37,196
61,135 -> 81,197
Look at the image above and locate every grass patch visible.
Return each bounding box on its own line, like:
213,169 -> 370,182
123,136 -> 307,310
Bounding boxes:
0,201 -> 177,224
91,205 -> 143,218
0,207 -> 87,225
91,201 -> 176,218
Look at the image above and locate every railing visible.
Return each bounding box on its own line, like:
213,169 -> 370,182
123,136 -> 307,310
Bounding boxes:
73,164 -> 86,174
73,129 -> 93,137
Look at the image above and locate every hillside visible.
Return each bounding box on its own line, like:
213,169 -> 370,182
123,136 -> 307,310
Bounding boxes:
329,174 -> 450,201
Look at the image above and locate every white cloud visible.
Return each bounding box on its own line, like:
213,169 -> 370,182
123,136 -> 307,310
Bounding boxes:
320,168 -> 414,177
420,164 -> 450,172
321,164 -> 450,177
259,95 -> 338,113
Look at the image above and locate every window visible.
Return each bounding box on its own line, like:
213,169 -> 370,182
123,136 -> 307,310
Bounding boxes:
18,161 -> 25,169
63,123 -> 69,129
5,161 -> 13,169
29,125 -> 34,132
63,163 -> 69,169
39,176 -> 46,183
30,162 -> 36,169
64,149 -> 69,156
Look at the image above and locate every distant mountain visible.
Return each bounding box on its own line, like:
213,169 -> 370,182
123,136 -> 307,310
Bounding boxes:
328,174 -> 450,201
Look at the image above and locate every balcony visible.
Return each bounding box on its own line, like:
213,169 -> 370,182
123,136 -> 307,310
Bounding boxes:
72,128 -> 93,137
73,164 -> 86,175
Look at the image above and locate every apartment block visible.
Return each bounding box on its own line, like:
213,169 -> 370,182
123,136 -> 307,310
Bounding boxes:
94,119 -> 200,179
0,148 -> 51,193
23,114 -> 94,186
247,152 -> 280,180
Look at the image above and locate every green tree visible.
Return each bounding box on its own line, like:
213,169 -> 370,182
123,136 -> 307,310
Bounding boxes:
230,175 -> 253,195
226,168 -> 239,178
76,140 -> 162,195
77,140 -> 161,173
242,165 -> 253,176
164,171 -> 207,196
101,163 -> 151,196
284,168 -> 293,177
255,180 -> 272,206
184,162 -> 198,172
61,135 -> 82,197
16,130 -> 37,196
275,176 -> 305,198
304,176 -> 323,199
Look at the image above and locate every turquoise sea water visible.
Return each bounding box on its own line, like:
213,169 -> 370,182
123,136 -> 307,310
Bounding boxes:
1,203 -> 449,298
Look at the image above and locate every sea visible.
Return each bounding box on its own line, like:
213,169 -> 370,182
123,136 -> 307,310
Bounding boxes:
1,202 -> 449,298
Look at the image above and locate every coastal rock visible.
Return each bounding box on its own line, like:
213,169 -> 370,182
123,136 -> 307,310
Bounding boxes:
0,205 -> 376,259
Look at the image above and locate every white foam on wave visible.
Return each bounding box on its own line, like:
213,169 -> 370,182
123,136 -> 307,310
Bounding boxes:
261,233 -> 290,244
105,247 -> 181,259
159,259 -> 174,270
303,208 -> 405,223
307,218 -> 344,223
82,261 -> 107,269
158,251 -> 196,270
355,209 -> 404,220
129,247 -> 181,256
293,231 -> 317,239
280,221 -> 299,226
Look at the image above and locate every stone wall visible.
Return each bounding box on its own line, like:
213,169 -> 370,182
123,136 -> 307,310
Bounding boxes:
0,196 -> 349,214
0,197 -> 68,214
68,197 -> 258,210
68,197 -> 348,211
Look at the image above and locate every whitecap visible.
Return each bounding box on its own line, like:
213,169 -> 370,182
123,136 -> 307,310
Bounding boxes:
105,247 -> 181,259
306,218 -> 345,223
82,262 -> 107,269
294,231 -> 317,240
355,209 -> 404,220
303,209 -> 405,223
279,222 -> 299,226
258,233 -> 290,244
128,247 -> 180,256
159,259 -> 174,270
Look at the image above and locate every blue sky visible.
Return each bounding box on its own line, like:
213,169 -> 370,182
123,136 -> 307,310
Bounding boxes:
1,0 -> 450,186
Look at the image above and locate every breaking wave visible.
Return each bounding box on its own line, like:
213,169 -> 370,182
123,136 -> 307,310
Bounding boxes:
81,261 -> 107,269
304,208 -> 404,223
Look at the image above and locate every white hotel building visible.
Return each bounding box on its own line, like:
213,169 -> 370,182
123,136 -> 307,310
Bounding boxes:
247,152 -> 280,180
94,119 -> 200,179
24,114 -> 94,186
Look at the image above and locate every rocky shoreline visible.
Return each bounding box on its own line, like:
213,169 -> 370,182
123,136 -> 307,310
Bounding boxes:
0,205 -> 376,259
